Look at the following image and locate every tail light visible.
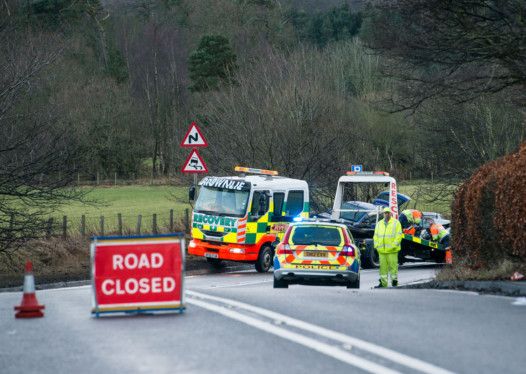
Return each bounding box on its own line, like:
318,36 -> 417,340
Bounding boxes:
276,244 -> 293,255
341,229 -> 355,257
276,227 -> 294,255
340,245 -> 355,257
282,227 -> 292,245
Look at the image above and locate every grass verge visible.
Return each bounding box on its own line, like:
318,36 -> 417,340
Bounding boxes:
436,259 -> 526,281
0,237 -> 246,289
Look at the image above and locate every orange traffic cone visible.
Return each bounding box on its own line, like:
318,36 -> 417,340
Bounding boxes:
14,261 -> 45,318
445,249 -> 453,265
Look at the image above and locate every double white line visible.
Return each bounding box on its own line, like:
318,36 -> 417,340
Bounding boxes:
186,290 -> 454,374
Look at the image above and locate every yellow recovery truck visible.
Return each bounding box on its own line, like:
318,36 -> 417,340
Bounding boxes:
188,167 -> 309,272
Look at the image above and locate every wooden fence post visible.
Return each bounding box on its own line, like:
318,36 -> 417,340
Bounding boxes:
169,209 -> 174,232
81,215 -> 86,237
100,216 -> 104,236
46,218 -> 53,238
62,215 -> 67,239
136,214 -> 142,235
185,208 -> 190,234
153,213 -> 158,234
117,213 -> 123,235
114,172 -> 117,186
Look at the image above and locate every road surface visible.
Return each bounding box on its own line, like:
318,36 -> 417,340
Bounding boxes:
1,264 -> 524,374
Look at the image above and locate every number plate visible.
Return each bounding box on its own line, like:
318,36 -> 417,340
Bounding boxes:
204,252 -> 219,259
304,251 -> 327,258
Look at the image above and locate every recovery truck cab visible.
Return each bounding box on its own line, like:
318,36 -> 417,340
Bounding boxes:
330,171 -> 449,268
188,167 -> 309,272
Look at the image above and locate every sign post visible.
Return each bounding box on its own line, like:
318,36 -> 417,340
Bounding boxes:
181,148 -> 208,174
180,122 -> 208,148
91,233 -> 185,317
181,121 -> 208,188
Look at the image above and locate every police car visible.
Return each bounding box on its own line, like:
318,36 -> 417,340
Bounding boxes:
273,221 -> 360,289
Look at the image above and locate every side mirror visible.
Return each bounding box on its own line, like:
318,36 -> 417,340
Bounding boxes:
189,185 -> 196,201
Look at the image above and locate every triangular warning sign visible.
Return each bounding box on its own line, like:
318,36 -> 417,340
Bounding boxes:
181,121 -> 208,147
182,149 -> 208,173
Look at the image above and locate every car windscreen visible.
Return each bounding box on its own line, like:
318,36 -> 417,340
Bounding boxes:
340,202 -> 367,223
195,186 -> 249,217
291,226 -> 342,246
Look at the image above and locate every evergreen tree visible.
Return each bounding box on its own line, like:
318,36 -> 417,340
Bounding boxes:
188,35 -> 238,92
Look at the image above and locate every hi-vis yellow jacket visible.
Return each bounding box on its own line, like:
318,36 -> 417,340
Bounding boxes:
374,217 -> 403,254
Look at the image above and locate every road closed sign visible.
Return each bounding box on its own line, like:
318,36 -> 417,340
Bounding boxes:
90,234 -> 185,317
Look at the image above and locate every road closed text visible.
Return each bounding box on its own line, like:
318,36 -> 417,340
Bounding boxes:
92,237 -> 184,314
101,253 -> 176,296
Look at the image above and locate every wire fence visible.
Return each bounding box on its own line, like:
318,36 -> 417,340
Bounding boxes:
45,209 -> 191,238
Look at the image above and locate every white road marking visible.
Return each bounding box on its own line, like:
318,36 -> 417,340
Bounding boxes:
430,289 -> 479,296
208,280 -> 272,289
187,297 -> 401,374
187,290 -> 455,374
512,297 -> 526,306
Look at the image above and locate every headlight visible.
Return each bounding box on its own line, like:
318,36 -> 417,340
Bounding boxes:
189,241 -> 197,248
229,248 -> 245,254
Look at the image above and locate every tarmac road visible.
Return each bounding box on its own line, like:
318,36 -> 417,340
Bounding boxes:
0,264 -> 524,374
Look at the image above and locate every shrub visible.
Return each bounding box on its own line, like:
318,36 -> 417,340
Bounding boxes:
452,142 -> 526,268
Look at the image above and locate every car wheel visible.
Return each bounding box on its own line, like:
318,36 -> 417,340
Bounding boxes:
206,258 -> 223,269
362,240 -> 379,269
346,277 -> 360,289
273,276 -> 288,289
255,245 -> 273,273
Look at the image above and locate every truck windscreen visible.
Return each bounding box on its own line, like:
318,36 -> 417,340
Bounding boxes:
195,186 -> 250,217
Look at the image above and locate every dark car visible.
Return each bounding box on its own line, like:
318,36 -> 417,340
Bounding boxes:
321,191 -> 449,268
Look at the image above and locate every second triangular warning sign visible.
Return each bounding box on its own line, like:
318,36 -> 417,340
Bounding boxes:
181,122 -> 208,147
181,149 -> 208,173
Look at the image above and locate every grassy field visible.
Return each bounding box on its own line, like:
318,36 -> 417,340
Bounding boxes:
398,181 -> 455,216
50,180 -> 454,237
54,185 -> 190,235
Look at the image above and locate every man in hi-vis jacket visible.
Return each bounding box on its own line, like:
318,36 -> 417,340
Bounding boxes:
373,207 -> 403,288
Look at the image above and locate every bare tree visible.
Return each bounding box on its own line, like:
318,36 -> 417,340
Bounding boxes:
364,0 -> 526,112
200,42 -> 410,211
0,24 -> 82,254
113,2 -> 191,177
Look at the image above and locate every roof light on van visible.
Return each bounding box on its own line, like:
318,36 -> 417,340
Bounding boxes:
293,216 -> 303,222
234,166 -> 278,176
346,171 -> 389,176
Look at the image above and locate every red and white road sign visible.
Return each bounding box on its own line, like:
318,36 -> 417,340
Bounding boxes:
182,148 -> 208,173
91,234 -> 185,316
181,122 -> 208,147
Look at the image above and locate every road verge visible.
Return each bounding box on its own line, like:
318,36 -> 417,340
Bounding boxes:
0,262 -> 253,293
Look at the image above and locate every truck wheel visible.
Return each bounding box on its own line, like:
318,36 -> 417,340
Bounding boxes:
255,245 -> 273,273
206,258 -> 223,269
346,277 -> 360,289
362,240 -> 379,269
273,276 -> 288,288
